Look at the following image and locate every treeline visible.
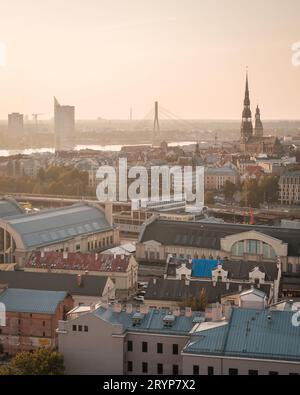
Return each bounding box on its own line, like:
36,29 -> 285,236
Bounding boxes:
205,176 -> 280,208
0,166 -> 94,196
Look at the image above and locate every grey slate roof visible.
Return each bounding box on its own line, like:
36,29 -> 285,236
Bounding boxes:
223,260 -> 278,282
184,308 -> 300,362
144,278 -> 271,304
0,270 -> 109,297
2,203 -> 112,248
0,288 -> 67,314
0,197 -> 24,218
140,219 -> 300,256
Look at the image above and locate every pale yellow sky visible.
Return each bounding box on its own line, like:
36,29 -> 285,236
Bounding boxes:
0,0 -> 300,120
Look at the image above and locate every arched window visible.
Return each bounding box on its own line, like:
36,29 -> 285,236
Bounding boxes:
231,239 -> 276,259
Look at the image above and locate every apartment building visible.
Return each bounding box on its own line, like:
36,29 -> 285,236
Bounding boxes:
279,171 -> 300,205
57,302 -> 300,375
0,288 -> 73,355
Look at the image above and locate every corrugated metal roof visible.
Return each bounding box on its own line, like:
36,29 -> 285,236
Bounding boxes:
0,288 -> 68,314
184,308 -> 300,362
3,203 -> 111,248
0,198 -> 24,218
192,259 -> 221,278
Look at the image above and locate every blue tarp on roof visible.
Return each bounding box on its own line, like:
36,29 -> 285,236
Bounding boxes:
192,259 -> 223,278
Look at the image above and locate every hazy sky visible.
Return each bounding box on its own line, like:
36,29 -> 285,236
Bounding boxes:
0,0 -> 300,120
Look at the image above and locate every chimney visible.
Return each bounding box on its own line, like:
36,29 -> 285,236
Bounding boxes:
105,202 -> 113,226
173,307 -> 181,317
140,305 -> 149,314
211,303 -> 223,322
126,304 -> 133,314
114,303 -> 122,313
77,274 -> 83,287
223,302 -> 232,321
185,307 -> 192,317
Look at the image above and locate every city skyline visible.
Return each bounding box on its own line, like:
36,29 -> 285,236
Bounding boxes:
0,0 -> 300,120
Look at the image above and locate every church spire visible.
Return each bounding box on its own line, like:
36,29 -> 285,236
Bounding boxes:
244,71 -> 250,106
254,105 -> 264,137
241,70 -> 253,143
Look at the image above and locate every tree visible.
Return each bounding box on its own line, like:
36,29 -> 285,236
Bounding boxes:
181,288 -> 208,311
198,288 -> 208,311
0,348 -> 65,375
223,180 -> 237,203
205,191 -> 215,205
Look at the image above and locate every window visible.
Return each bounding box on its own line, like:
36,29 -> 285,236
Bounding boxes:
248,240 -> 260,255
127,361 -> 133,372
76,244 -> 80,251
127,341 -> 133,352
84,326 -> 88,332
269,371 -> 278,376
157,343 -> 163,354
142,362 -> 148,374
208,366 -> 214,376
43,332 -> 45,337
249,370 -> 258,375
229,368 -> 238,376
157,364 -> 163,375
142,342 -> 148,353
43,321 -> 45,327
173,365 -> 179,375
231,241 -> 244,256
72,325 -> 77,331
78,325 -> 82,332
173,344 -> 179,355
193,365 -> 199,375
263,242 -> 276,259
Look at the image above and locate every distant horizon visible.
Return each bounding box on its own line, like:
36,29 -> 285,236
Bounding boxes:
1,118 -> 300,123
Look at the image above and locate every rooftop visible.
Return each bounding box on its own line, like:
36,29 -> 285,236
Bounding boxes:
144,278 -> 271,304
0,288 -> 68,314
184,308 -> 300,362
0,270 -> 110,296
93,306 -> 202,336
0,197 -> 24,218
192,259 -> 222,278
1,203 -> 111,249
26,251 -> 131,273
139,219 -> 300,256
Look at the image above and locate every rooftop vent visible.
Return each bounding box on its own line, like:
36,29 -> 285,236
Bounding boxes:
132,312 -> 144,327
163,314 -> 176,327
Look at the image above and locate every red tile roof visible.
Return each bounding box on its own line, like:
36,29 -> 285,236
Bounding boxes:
26,251 -> 130,273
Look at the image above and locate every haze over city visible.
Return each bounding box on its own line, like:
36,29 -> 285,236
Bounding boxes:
0,0 -> 300,120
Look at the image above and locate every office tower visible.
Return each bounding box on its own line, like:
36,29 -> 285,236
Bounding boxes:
54,97 -> 75,150
8,113 -> 24,135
